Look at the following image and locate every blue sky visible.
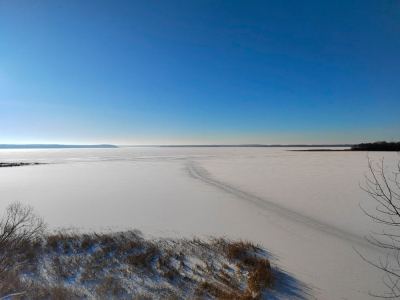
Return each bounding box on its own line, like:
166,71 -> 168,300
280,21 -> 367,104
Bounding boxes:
1,0 -> 399,145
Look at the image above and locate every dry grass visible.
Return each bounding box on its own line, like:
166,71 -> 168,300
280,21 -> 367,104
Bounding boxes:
2,231 -> 276,299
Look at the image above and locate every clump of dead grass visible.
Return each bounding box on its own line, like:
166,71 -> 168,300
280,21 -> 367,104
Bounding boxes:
5,231 -> 276,299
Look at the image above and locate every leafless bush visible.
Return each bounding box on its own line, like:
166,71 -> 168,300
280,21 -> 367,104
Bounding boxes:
358,154 -> 400,298
0,202 -> 45,299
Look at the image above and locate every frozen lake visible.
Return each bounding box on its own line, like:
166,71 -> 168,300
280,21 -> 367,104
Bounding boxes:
1,147 -> 399,299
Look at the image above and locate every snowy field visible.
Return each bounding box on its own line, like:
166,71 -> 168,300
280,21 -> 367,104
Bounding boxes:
1,147 -> 399,299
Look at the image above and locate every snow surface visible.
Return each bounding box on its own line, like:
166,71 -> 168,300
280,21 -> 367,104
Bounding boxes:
1,147 -> 399,299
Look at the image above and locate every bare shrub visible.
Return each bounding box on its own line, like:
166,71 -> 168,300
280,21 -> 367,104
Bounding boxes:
357,154 -> 400,298
0,202 -> 45,298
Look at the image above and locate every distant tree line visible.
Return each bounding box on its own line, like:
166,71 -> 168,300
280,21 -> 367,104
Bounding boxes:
352,141 -> 400,151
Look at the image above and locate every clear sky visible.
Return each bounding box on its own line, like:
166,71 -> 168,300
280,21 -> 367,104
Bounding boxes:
1,0 -> 399,145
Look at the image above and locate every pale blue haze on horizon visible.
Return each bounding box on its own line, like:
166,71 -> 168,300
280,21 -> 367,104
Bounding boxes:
1,0 -> 399,145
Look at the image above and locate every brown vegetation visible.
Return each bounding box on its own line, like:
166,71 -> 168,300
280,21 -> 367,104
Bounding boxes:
0,203 -> 277,299
0,230 -> 276,299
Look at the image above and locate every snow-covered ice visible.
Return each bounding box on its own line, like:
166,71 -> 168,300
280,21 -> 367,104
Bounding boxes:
1,147 -> 399,299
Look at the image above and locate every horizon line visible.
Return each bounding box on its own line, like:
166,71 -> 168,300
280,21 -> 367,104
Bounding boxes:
0,143 -> 356,149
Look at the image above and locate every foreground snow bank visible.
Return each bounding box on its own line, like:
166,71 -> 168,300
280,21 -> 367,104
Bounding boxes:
6,230 -> 281,299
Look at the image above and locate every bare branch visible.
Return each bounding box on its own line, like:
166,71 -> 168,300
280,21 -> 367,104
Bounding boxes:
0,202 -> 46,297
358,153 -> 400,298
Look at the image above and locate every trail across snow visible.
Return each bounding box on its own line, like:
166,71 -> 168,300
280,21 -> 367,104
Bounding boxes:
188,161 -> 368,247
